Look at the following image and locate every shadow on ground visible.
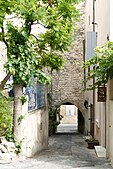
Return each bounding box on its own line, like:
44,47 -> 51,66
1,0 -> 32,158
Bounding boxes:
33,132 -> 113,169
0,125 -> 113,169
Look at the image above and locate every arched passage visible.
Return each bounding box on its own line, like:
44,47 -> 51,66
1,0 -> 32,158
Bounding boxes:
56,102 -> 85,134
49,1 -> 85,135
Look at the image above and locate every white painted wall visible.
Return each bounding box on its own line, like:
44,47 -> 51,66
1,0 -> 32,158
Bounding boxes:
110,0 -> 113,41
108,101 -> 113,165
0,42 -> 7,81
107,79 -> 113,166
94,0 -> 110,149
108,2 -> 113,164
84,0 -> 95,135
84,0 -> 93,32
85,0 -> 110,147
25,109 -> 48,157
95,0 -> 110,45
85,0 -> 113,166
22,91 -> 48,157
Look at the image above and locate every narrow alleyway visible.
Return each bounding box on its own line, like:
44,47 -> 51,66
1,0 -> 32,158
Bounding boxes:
0,126 -> 113,169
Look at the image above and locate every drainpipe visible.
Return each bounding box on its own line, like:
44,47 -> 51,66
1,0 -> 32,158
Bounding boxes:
92,0 -> 95,137
105,90 -> 106,148
93,0 -> 95,32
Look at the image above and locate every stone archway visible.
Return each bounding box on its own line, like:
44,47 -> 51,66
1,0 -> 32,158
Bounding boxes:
56,102 -> 85,134
49,2 -> 85,134
51,2 -> 85,117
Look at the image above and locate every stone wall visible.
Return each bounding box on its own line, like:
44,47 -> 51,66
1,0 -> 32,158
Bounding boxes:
0,42 -> 7,81
51,2 -> 85,115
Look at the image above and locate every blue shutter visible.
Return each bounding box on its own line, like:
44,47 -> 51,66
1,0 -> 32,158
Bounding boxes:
26,81 -> 37,111
37,83 -> 45,109
86,32 -> 97,60
26,81 -> 45,111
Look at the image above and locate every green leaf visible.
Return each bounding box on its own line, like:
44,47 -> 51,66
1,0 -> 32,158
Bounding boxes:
84,41 -> 113,90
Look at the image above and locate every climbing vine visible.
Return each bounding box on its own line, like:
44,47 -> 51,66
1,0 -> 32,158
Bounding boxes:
14,138 -> 24,155
84,41 -> 113,90
20,95 -> 27,105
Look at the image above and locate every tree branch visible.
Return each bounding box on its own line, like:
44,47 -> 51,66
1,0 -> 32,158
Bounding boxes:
30,34 -> 39,41
0,72 -> 11,90
34,22 -> 47,29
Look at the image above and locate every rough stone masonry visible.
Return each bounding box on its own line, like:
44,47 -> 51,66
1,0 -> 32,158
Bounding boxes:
51,2 -> 85,114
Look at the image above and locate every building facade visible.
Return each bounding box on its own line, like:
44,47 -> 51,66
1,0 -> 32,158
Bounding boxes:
84,0 -> 113,166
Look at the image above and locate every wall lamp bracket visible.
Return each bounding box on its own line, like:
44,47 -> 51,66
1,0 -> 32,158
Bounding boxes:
84,100 -> 93,109
92,22 -> 98,25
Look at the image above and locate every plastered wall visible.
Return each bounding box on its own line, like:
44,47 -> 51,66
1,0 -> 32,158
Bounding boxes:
22,93 -> 48,157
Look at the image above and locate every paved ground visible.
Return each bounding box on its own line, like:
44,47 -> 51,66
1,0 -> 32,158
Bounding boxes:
0,125 -> 113,169
57,124 -> 78,133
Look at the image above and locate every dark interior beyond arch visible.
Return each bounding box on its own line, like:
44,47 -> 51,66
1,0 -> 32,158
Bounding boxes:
78,109 -> 85,134
62,102 -> 73,105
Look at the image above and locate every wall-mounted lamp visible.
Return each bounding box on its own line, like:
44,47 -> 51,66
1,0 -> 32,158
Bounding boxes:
107,34 -> 109,41
84,100 -> 93,109
92,22 -> 98,25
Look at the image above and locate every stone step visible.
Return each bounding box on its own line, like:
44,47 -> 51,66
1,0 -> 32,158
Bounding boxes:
95,146 -> 106,158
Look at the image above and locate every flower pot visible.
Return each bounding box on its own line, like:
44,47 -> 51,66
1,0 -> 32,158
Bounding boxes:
87,140 -> 99,149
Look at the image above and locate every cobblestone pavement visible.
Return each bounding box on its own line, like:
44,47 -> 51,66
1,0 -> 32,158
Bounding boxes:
0,129 -> 113,169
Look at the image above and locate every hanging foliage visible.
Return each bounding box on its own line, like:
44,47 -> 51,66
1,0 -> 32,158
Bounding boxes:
0,0 -> 83,87
84,41 -> 113,90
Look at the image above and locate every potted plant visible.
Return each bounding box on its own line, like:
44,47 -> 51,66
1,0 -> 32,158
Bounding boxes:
85,136 -> 99,149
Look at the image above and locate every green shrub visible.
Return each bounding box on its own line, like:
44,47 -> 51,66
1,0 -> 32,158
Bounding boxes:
49,108 -> 60,135
0,93 -> 13,137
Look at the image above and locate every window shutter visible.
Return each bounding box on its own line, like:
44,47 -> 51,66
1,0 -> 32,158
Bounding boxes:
86,31 -> 97,60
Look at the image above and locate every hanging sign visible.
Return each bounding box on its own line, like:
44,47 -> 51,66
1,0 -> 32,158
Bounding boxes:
97,87 -> 106,102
